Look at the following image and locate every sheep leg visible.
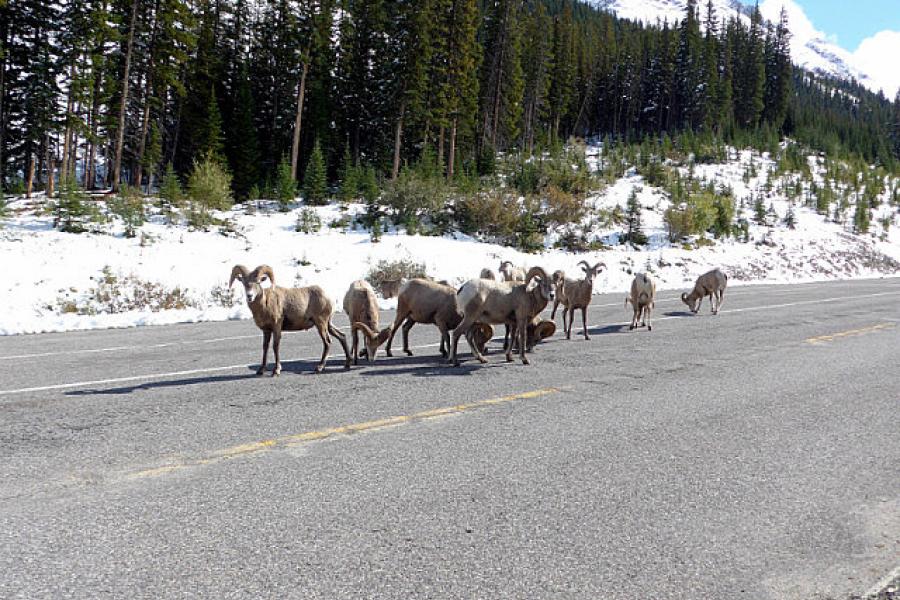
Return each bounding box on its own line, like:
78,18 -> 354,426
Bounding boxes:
716,289 -> 725,313
503,323 -> 511,352
312,321 -> 331,373
581,307 -> 589,340
518,318 -> 529,365
271,328 -> 282,377
565,307 -> 574,339
561,305 -> 569,335
550,298 -> 560,321
328,322 -> 352,369
441,327 -> 452,358
385,312 -> 408,357
646,306 -> 653,331
402,319 -> 415,356
451,316 -> 484,366
257,330 -> 272,376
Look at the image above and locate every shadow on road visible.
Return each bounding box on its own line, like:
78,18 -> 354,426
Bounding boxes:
663,310 -> 694,317
62,359 -> 351,395
586,324 -> 629,336
359,352 -> 504,377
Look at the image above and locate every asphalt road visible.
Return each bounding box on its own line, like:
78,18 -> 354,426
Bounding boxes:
1,278 -> 899,599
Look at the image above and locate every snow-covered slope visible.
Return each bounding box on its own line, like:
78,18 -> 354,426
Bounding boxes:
590,0 -> 873,89
2,144 -> 898,335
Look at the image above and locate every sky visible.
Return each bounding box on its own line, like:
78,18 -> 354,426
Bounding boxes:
760,0 -> 900,98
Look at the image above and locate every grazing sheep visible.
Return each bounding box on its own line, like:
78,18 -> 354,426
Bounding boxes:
450,267 -> 556,366
229,265 -> 350,376
550,261 -> 605,340
498,260 -> 526,282
385,278 -> 463,358
682,268 -> 728,314
626,273 -> 657,331
477,318 -> 557,354
342,280 -> 392,364
479,268 -> 497,280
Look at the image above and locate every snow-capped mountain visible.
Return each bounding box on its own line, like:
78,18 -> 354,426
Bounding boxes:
589,0 -> 873,89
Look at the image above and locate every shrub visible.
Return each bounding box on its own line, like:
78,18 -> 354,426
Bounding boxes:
295,207 -> 322,233
543,185 -> 587,227
109,186 -> 146,238
456,190 -> 519,242
158,162 -> 184,216
188,154 -> 233,212
711,193 -> 736,238
381,169 -> 449,224
360,165 -> 380,204
365,258 -> 427,290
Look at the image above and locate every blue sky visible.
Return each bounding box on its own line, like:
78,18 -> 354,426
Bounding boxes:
792,0 -> 900,49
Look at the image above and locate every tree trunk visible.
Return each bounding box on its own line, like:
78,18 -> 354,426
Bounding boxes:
437,125 -> 445,170
25,155 -> 34,198
46,154 -> 55,198
0,20 -> 7,186
289,60 -> 309,181
111,0 -> 140,193
391,101 -> 405,181
61,62 -> 76,182
135,0 -> 160,190
448,118 -> 457,180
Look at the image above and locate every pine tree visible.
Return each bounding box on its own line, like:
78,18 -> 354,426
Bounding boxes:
275,155 -> 296,211
624,189 -> 647,245
547,5 -> 575,144
479,0 -> 524,151
158,162 -> 184,212
674,0 -> 703,129
853,196 -> 870,234
228,61 -> 260,200
303,139 -> 327,205
339,143 -> 359,202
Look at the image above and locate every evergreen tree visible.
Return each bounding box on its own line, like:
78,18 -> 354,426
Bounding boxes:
339,143 -> 359,202
228,61 -> 260,200
303,139 -> 327,205
275,155 -> 295,211
479,0 -> 524,151
624,189 -> 647,245
547,5 -> 575,143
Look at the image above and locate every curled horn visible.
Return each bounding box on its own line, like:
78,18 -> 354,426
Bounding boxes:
229,264 -> 249,288
681,292 -> 688,302
592,262 -> 606,273
252,265 -> 276,286
525,266 -> 549,285
577,260 -> 591,273
355,322 -> 394,345
534,320 -> 556,341
499,260 -> 513,270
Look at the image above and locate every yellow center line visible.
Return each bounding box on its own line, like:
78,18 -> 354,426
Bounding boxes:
805,323 -> 895,344
125,387 -> 560,481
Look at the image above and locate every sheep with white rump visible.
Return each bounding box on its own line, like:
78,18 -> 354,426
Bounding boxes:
342,280 -> 393,364
682,268 -> 728,314
625,272 -> 657,331
230,265 -> 351,375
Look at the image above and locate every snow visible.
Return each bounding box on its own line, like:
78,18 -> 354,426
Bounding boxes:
593,0 -> 877,91
1,145 -> 898,336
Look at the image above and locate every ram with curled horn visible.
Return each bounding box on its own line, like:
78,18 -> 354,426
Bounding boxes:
550,260 -> 606,340
229,264 -> 350,376
450,266 -> 556,366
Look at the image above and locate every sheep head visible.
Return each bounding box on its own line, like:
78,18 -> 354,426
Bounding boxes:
577,260 -> 606,284
681,291 -> 699,313
230,264 -> 274,304
354,322 -> 393,363
525,266 -> 555,302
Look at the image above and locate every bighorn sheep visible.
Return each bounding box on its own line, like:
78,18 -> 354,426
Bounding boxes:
474,318 -> 556,354
379,279 -> 402,299
229,265 -> 350,376
450,267 -> 556,366
479,268 -> 497,280
342,280 -> 392,364
498,260 -> 526,282
385,278 -> 463,358
682,268 -> 728,314
626,273 -> 657,331
550,260 -> 605,340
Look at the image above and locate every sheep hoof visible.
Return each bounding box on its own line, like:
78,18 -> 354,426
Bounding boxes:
521,357 -> 530,365
256,368 -> 266,377
313,366 -> 324,374
452,359 -> 461,367
584,335 -> 590,341
405,350 -> 413,357
385,350 -> 393,357
344,360 -> 351,370
272,370 -> 281,377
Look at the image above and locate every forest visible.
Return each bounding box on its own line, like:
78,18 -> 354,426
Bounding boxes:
1,0 -> 900,201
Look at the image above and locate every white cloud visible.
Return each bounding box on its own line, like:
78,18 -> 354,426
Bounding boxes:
852,31 -> 900,98
759,0 -> 819,44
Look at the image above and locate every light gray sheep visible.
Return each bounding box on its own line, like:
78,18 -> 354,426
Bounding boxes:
626,273 -> 657,331
229,265 -> 350,376
450,267 -> 556,366
498,260 -> 526,282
